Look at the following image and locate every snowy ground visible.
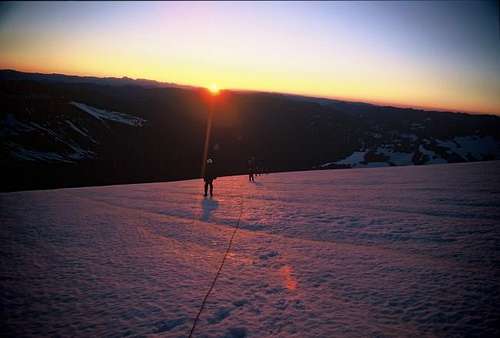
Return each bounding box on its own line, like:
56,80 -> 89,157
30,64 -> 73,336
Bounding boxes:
1,161 -> 499,337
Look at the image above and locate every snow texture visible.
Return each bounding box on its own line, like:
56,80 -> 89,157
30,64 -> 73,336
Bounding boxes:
70,101 -> 146,127
1,161 -> 499,337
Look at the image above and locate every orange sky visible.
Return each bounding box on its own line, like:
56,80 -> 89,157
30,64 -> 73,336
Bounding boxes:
1,2 -> 499,115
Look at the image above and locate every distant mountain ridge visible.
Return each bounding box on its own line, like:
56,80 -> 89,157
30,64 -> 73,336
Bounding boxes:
0,69 -> 200,90
3,69 -> 493,116
1,69 -> 499,191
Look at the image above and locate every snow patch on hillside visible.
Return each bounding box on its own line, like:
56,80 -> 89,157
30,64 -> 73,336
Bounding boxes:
362,161 -> 390,168
5,141 -> 95,163
335,151 -> 367,166
418,144 -> 447,164
328,135 -> 500,168
437,136 -> 500,161
0,114 -> 35,136
375,145 -> 414,166
65,120 -> 86,137
70,101 -> 146,127
401,133 -> 418,141
333,146 -> 414,168
7,142 -> 75,163
2,117 -> 96,162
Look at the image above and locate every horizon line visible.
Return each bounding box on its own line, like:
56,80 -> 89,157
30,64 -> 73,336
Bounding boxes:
2,67 -> 498,117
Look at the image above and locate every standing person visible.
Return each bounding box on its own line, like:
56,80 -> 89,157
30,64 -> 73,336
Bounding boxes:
248,157 -> 256,182
204,158 -> 217,197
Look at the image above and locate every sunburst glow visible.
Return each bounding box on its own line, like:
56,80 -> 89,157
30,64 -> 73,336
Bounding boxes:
208,83 -> 219,95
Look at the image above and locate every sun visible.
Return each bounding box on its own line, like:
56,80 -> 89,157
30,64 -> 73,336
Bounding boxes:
208,83 -> 219,95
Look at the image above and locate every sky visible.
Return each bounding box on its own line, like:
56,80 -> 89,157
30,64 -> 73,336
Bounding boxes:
0,1 -> 499,115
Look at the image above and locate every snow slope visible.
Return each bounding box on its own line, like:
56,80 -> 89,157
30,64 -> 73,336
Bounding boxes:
1,162 -> 499,337
436,136 -> 499,161
1,113 -> 96,163
70,102 -> 146,127
1,102 -> 146,164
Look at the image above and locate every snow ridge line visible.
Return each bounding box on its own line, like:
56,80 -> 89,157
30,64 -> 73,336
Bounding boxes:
188,196 -> 245,338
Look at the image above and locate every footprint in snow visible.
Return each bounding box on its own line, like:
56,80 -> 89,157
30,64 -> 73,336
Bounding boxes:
259,250 -> 279,260
207,307 -> 232,324
223,326 -> 248,338
233,299 -> 249,307
154,317 -> 186,333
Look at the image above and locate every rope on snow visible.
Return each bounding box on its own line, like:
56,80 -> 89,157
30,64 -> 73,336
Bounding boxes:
188,196 -> 245,338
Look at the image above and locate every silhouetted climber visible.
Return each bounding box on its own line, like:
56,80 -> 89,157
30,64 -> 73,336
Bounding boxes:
204,158 -> 217,197
248,156 -> 256,182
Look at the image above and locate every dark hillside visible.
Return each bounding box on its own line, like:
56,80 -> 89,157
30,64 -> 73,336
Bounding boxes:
1,70 -> 499,191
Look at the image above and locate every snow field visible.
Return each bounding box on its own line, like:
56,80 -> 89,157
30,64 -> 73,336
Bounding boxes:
1,161 -> 499,337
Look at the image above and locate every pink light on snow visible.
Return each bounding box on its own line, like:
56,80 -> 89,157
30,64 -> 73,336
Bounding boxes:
279,265 -> 298,291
